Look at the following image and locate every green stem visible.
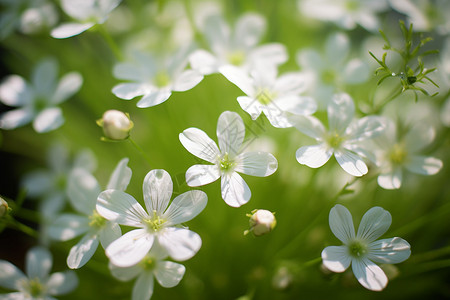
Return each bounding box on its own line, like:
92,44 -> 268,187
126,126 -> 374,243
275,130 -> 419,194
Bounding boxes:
409,245 -> 450,264
304,257 -> 322,267
0,216 -> 39,238
128,138 -> 153,168
405,258 -> 450,276
97,24 -> 123,61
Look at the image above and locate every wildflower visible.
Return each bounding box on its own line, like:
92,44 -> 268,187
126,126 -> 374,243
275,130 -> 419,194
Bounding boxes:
109,243 -> 185,300
51,0 -> 121,39
322,204 -> 411,291
112,47 -> 203,108
0,58 -> 82,133
220,63 -> 316,128
97,109 -> 134,141
245,209 -> 276,236
179,111 -> 278,207
290,93 -> 384,177
48,158 -> 131,269
0,197 -> 8,217
0,246 -> 78,299
189,13 -> 287,76
97,169 -> 207,267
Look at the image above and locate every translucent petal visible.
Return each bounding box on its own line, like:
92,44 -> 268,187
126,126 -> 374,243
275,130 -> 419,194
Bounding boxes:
219,65 -> 256,96
132,271 -> 154,300
405,155 -> 443,175
275,95 -> 317,116
352,258 -> 388,291
98,221 -> 122,249
0,261 -> 26,290
106,158 -> 132,191
0,108 -> 34,130
377,168 -> 403,190
217,111 -> 245,158
154,261 -> 185,288
33,107 -> 64,133
404,124 -> 435,153
357,207 -> 392,243
51,22 -> 94,39
32,58 -> 58,97
346,116 -> 385,143
343,59 -> 370,84
234,13 -> 265,49
221,172 -> 251,207
237,96 -> 262,120
46,271 -> 78,295
325,32 -> 349,65
290,115 -> 325,140
48,214 -> 89,241
163,190 -> 207,225
185,164 -> 220,187
106,229 -> 154,267
368,237 -> 411,264
112,83 -> 149,100
321,246 -> 351,273
248,43 -> 288,67
67,234 -> 99,269
179,127 -> 220,163
136,89 -> 171,108
67,168 -> 100,215
203,14 -> 230,56
73,148 -> 97,172
26,246 -> 52,279
334,150 -> 368,177
21,170 -> 53,197
188,49 -> 218,75
143,169 -> 173,215
172,70 -> 203,92
329,204 -> 355,244
296,144 -> 332,168
157,227 -> 202,261
273,72 -> 309,95
51,72 -> 82,104
234,151 -> 278,177
328,93 -> 354,134
0,75 -> 33,106
109,263 -> 141,281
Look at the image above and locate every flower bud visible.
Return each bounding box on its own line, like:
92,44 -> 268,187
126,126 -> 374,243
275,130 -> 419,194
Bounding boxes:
245,209 -> 276,236
97,110 -> 133,140
0,197 -> 8,218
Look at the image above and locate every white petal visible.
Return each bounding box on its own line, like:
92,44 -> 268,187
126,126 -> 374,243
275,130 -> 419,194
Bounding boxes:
33,107 -> 64,133
234,151 -> 278,177
0,261 -> 26,290
46,271 -> 78,295
21,170 -> 52,197
112,83 -> 149,100
404,124 -> 435,153
248,43 -> 288,67
261,105 -> 293,128
321,246 -> 351,273
179,127 -> 220,163
221,172 -> 251,207
328,93 -> 354,134
143,169 -> 173,215
357,207 -> 392,243
136,90 -> 172,108
172,70 -> 203,92
32,58 -> 58,97
329,204 -> 355,244
51,72 -> 83,104
0,292 -> 32,299
273,72 -> 309,95
51,22 -> 94,39
368,237 -> 411,264
67,168 -> 100,215
234,13 -> 265,49
352,258 -> 388,291
0,108 -> 34,130
106,158 -> 132,191
219,65 -> 255,96
0,75 -> 33,106
334,150 -> 368,177
67,234 -> 99,269
98,221 -> 122,249
97,190 -> 148,227
157,227 -> 202,261
217,111 -> 245,157
289,115 -> 325,140
343,59 -> 370,84
296,48 -> 324,71
154,261 -> 185,288
26,246 -> 52,279
106,229 -> 154,267
48,214 -> 89,241
132,272 -> 154,300
377,168 -> 402,190
346,116 -> 385,142
40,192 -> 66,218
296,144 -> 332,168
188,49 -> 219,75
325,32 -> 349,65
109,263 -> 141,281
163,190 -> 207,225
237,96 -> 262,120
275,95 -> 317,116
405,155 -> 443,175
203,14 -> 230,55
73,148 -> 97,172
185,164 -> 220,186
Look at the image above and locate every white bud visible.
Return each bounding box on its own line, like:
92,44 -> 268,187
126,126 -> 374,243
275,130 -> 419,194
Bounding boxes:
98,110 -> 133,140
0,197 -> 8,218
246,209 -> 276,236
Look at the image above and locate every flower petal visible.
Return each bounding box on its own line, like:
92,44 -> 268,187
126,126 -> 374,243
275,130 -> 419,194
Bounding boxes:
33,107 -> 64,133
143,169 -> 173,215
328,93 -> 354,134
219,65 -> 256,96
221,172 -> 251,207
106,158 -> 132,191
275,95 -> 317,116
321,245 -> 351,273
343,59 -> 370,84
325,32 -> 349,66
106,229 -> 154,267
172,70 -> 203,92
112,83 -> 149,100
136,89 -> 172,108
157,227 -> 202,261
0,261 -> 26,290
329,204 -> 355,244
357,207 -> 392,243
404,124 -> 435,153
0,108 -> 34,130
51,72 -> 83,104
98,221 -> 122,249
179,127 -> 220,163
132,271 -> 154,300
405,155 -> 443,176
234,151 -> 278,177
26,246 -> 53,279
249,43 -> 288,67
234,13 -> 265,49
189,49 -> 218,75
154,261 -> 186,288
346,116 -> 385,143
377,168 -> 402,190
334,150 -> 368,177
163,190 -> 207,225
67,168 -> 100,215
217,111 -> 245,157
32,58 -> 58,97
97,190 -> 148,227
48,214 -> 89,241
185,164 -> 220,187
296,144 -> 332,168
289,115 -> 325,140
0,75 -> 33,106
352,258 -> 388,291
109,263 -> 141,281
368,237 -> 411,264
51,22 -> 94,39
67,234 -> 99,269
46,271 -> 78,295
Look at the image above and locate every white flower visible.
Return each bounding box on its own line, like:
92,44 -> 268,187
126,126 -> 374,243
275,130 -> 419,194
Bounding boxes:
0,196 -> 8,218
298,0 -> 389,32
296,32 -> 370,108
322,204 -> 411,291
0,58 -> 82,133
97,109 -> 134,140
51,0 -> 121,39
97,169 -> 207,267
219,63 -> 316,128
112,47 -> 203,108
189,13 -> 287,76
109,244 -> 185,300
372,118 -> 442,189
48,158 -> 131,269
179,111 -> 278,207
0,246 -> 78,299
246,209 -> 276,236
290,93 -> 384,177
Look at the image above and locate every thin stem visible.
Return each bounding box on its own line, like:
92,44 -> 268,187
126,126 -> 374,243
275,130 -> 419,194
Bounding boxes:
304,257 -> 322,267
97,24 -> 123,61
409,245 -> 450,264
128,138 -> 153,168
0,216 -> 39,238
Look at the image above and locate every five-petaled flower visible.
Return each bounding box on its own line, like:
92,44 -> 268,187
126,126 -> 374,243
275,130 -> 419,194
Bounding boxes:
322,204 -> 411,291
179,111 -> 278,207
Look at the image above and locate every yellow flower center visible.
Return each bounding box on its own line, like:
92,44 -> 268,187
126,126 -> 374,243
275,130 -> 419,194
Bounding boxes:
348,240 -> 368,258
139,255 -> 157,271
218,152 -> 235,173
389,143 -> 408,165
24,278 -> 45,298
143,210 -> 166,232
154,71 -> 170,87
227,50 -> 246,66
89,210 -> 107,229
256,88 -> 277,105
326,132 -> 345,149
